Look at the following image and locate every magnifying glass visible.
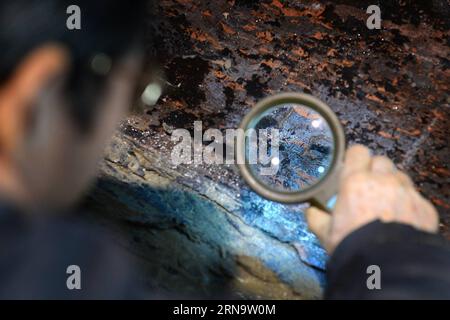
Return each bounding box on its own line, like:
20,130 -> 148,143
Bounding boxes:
236,93 -> 345,212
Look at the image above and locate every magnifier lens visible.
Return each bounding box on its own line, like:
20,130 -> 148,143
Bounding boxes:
245,104 -> 335,193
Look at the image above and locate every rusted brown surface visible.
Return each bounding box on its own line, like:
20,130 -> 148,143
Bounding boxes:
133,0 -> 450,233
87,0 -> 449,298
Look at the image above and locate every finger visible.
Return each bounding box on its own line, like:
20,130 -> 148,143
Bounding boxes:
411,190 -> 439,233
371,155 -> 396,174
393,184 -> 423,229
395,171 -> 414,187
305,206 -> 332,249
341,144 -> 371,181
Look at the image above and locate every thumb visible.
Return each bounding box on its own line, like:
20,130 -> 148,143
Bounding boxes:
305,206 -> 332,250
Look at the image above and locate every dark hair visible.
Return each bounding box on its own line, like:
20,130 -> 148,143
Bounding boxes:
0,0 -> 148,131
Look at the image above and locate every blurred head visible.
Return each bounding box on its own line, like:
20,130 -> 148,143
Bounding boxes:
0,0 -> 147,211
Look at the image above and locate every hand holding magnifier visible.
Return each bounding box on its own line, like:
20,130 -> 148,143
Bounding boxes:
237,93 -> 345,212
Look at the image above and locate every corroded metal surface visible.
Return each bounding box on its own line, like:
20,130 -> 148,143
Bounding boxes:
88,0 -> 449,298
142,0 -> 449,226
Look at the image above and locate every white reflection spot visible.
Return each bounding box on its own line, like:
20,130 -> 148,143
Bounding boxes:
271,157 -> 280,166
141,83 -> 162,106
317,166 -> 325,174
311,119 -> 321,128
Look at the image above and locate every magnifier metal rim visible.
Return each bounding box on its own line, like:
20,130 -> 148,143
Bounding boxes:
237,92 -> 345,204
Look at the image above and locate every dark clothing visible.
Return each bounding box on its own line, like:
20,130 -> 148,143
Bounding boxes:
0,201 -> 141,299
326,220 -> 450,299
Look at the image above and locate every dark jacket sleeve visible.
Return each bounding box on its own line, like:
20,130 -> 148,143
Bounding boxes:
325,220 -> 450,299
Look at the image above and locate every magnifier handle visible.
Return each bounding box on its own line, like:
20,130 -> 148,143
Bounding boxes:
310,159 -> 343,213
311,193 -> 337,214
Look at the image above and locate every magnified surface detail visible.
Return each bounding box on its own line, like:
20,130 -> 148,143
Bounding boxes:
246,104 -> 334,193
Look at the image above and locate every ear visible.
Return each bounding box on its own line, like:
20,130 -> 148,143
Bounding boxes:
0,44 -> 69,155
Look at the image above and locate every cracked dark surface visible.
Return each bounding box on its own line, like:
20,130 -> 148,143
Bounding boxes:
87,0 -> 450,298
138,0 -> 450,233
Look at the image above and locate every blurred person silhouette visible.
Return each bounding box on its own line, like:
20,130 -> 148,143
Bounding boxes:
1,0 -> 449,301
0,0 -> 147,299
